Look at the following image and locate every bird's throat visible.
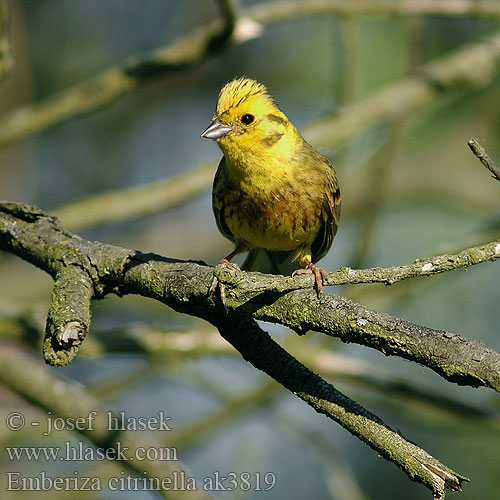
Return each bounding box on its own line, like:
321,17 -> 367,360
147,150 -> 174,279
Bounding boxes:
220,132 -> 299,191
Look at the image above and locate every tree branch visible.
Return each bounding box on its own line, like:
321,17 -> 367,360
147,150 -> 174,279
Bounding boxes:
5,315 -> 496,427
0,341 -> 214,500
0,201 -> 476,497
214,315 -> 468,499
28,29 -> 500,234
468,137 -> 500,183
43,265 -> 93,366
53,162 -> 216,231
1,200 -> 499,388
324,239 -> 500,286
250,0 -> 500,21
248,288 -> 500,392
2,4 -> 500,152
0,0 -> 15,80
305,31 -> 500,148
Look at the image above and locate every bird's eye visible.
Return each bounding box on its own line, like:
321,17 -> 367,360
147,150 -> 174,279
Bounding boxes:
241,113 -> 255,125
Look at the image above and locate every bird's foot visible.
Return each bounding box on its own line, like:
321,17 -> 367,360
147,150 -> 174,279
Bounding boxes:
208,258 -> 231,312
292,261 -> 328,298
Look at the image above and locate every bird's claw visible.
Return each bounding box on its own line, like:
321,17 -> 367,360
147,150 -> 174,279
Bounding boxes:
293,264 -> 328,298
208,259 -> 230,312
208,274 -> 220,295
315,267 -> 328,298
208,276 -> 228,312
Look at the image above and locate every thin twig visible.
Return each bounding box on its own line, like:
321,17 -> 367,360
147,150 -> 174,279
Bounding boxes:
468,137 -> 500,183
324,239 -> 500,286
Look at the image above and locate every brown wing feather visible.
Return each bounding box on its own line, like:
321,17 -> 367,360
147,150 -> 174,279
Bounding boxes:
212,156 -> 236,243
311,156 -> 341,263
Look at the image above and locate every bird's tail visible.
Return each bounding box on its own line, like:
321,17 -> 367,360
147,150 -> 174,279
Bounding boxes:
241,248 -> 301,276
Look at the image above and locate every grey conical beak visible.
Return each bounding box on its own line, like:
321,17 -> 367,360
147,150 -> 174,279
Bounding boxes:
201,118 -> 232,140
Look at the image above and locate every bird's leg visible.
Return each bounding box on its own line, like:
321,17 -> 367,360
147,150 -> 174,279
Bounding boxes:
293,257 -> 328,298
209,244 -> 246,311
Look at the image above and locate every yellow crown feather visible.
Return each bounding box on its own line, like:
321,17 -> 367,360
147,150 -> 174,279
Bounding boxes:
216,77 -> 277,116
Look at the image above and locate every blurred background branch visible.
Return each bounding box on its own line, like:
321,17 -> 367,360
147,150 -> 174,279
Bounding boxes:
250,0 -> 500,20
0,341 -> 214,500
41,30 -> 500,233
0,0 -> 239,149
0,0 -> 15,79
53,162 -> 216,231
3,1 -> 500,153
304,31 -> 500,148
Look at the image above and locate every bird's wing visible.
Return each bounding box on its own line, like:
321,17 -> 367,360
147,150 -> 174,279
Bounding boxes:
212,156 -> 235,243
311,156 -> 341,263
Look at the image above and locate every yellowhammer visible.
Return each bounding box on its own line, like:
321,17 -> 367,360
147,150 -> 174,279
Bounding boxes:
202,77 -> 341,306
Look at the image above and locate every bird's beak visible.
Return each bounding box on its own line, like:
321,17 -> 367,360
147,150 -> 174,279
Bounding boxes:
201,118 -> 232,140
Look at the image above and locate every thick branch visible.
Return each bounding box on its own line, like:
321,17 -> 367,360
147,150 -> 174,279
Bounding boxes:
249,289 -> 500,392
0,201 -> 483,495
214,314 -> 467,499
0,341 -> 213,500
1,201 -> 499,391
4,315 -> 495,426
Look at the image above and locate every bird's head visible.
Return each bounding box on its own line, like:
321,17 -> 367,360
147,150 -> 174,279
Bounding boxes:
201,77 -> 293,160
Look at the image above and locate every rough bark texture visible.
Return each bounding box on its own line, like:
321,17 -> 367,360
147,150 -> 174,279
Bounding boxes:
3,201 -> 499,497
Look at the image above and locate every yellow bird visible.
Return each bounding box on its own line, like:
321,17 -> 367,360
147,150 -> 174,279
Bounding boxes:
201,77 -> 341,305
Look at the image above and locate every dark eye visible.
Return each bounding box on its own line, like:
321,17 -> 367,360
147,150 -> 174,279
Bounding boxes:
241,113 -> 255,125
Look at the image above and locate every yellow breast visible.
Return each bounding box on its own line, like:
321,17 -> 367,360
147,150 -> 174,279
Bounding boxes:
220,171 -> 323,252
